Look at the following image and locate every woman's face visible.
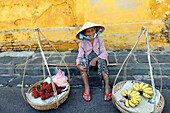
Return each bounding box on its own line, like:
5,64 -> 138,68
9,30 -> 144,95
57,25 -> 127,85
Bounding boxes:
84,27 -> 96,39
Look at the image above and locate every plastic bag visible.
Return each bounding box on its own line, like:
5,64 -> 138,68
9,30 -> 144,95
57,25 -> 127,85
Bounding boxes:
53,69 -> 68,87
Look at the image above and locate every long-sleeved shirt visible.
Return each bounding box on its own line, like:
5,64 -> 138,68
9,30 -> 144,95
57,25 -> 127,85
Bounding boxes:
76,36 -> 109,65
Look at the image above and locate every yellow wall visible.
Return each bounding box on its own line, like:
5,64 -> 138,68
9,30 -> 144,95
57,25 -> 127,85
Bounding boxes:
0,0 -> 169,51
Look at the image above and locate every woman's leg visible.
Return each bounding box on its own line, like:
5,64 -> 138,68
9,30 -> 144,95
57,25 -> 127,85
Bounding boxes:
97,59 -> 110,94
102,72 -> 111,94
82,72 -> 90,100
102,72 -> 112,101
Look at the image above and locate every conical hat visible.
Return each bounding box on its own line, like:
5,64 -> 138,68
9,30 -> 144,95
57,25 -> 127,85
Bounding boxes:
76,22 -> 105,39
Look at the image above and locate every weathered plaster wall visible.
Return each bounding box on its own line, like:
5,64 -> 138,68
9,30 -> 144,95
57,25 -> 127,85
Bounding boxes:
0,0 -> 169,51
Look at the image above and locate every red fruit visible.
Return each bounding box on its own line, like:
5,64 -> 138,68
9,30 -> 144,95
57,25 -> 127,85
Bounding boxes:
40,91 -> 45,96
47,89 -> 52,93
46,85 -> 51,90
32,88 -> 36,92
32,88 -> 35,91
34,94 -> 38,98
41,95 -> 46,100
45,94 -> 50,98
50,92 -> 53,97
38,92 -> 41,96
39,88 -> 44,91
40,82 -> 44,85
35,90 -> 38,94
44,82 -> 48,85
36,85 -> 41,89
42,85 -> 46,90
32,90 -> 38,95
57,89 -> 61,94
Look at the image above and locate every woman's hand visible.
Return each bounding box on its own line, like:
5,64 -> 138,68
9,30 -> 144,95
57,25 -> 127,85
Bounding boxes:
77,65 -> 87,72
89,57 -> 100,67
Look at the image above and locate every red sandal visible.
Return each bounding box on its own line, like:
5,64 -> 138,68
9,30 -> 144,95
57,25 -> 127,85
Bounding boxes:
83,89 -> 91,102
104,88 -> 112,101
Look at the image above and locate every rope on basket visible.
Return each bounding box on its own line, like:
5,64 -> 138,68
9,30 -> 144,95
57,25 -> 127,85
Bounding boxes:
122,33 -> 163,94
34,28 -> 59,108
145,27 -> 156,112
113,27 -> 145,86
21,29 -> 49,102
38,30 -> 70,82
112,26 -> 162,113
21,31 -> 35,102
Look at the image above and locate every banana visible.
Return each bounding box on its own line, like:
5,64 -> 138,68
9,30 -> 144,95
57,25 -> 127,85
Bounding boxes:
134,98 -> 142,102
136,83 -> 140,89
132,84 -> 139,91
143,93 -> 152,99
124,90 -> 128,94
122,91 -> 127,97
139,82 -> 144,89
131,95 -> 141,99
143,87 -> 152,91
130,90 -> 137,95
131,99 -> 139,105
144,90 -> 153,95
125,99 -> 129,107
127,90 -> 132,95
142,84 -> 149,89
129,100 -> 136,107
130,92 -> 140,97
130,90 -> 136,95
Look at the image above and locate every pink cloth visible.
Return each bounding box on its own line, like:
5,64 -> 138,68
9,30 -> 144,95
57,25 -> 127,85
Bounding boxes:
53,69 -> 68,87
76,36 -> 109,65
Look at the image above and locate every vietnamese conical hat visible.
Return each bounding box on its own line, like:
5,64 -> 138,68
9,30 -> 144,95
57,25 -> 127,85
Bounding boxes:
76,22 -> 105,39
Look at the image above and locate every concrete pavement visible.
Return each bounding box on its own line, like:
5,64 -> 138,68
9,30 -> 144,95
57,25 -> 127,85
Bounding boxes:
0,86 -> 170,113
0,50 -> 170,113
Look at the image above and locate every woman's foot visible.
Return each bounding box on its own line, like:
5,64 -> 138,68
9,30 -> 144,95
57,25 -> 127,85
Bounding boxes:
104,88 -> 112,101
83,88 -> 91,101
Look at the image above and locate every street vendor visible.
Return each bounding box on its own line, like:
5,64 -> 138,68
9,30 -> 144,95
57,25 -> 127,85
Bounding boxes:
76,22 -> 112,102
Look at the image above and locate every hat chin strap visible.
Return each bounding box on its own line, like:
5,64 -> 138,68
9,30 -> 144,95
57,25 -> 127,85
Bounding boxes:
79,28 -> 102,40
79,33 -> 97,40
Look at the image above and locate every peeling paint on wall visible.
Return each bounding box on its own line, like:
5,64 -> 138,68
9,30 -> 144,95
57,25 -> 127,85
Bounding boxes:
89,0 -> 101,6
114,0 -> 142,10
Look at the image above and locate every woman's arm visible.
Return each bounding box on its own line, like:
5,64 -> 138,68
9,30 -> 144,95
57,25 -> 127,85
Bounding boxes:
76,42 -> 87,72
98,38 -> 108,60
89,57 -> 100,67
77,64 -> 87,72
76,42 -> 85,65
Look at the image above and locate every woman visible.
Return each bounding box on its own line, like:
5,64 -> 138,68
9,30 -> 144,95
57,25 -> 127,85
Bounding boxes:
76,22 -> 112,102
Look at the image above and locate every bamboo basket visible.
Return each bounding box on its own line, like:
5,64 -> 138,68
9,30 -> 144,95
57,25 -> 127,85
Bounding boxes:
112,26 -> 165,113
21,28 -> 71,110
26,80 -> 70,110
112,81 -> 164,113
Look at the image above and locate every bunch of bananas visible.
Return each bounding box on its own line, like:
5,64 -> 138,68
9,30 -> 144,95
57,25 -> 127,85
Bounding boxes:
132,82 -> 153,99
122,89 -> 142,107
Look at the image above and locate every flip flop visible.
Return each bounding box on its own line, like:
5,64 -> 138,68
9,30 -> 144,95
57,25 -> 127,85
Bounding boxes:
104,88 -> 112,101
83,89 -> 91,102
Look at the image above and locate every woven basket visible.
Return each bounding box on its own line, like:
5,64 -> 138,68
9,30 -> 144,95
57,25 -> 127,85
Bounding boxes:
22,28 -> 71,110
112,80 -> 165,113
26,80 -> 70,110
112,26 -> 165,113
